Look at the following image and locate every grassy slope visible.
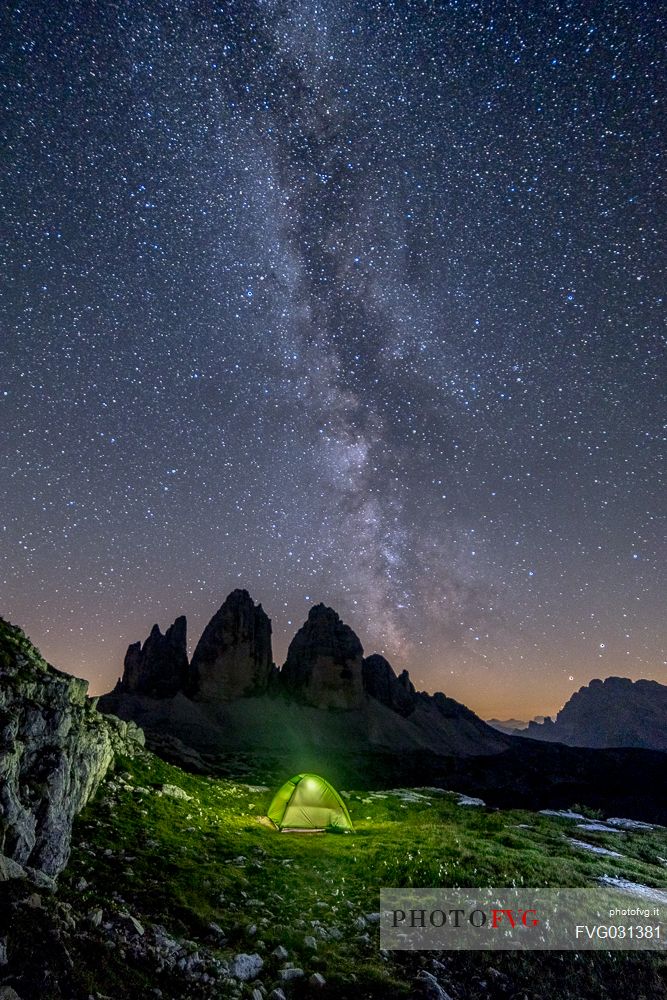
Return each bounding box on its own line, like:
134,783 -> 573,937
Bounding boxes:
52,747 -> 667,999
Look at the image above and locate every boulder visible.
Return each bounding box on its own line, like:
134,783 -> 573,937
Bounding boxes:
279,967 -> 304,981
280,604 -> 364,709
416,970 -> 455,1000
118,616 -> 188,698
230,952 -> 263,981
158,783 -> 192,801
189,590 -> 273,701
0,855 -> 26,881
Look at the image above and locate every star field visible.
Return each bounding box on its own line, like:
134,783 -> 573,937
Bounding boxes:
1,0 -> 665,718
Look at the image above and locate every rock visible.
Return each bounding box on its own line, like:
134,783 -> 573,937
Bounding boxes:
159,783 -> 192,801
309,972 -> 326,987
190,590 -> 274,701
105,715 -> 145,748
208,921 -> 226,942
89,908 -> 103,927
24,866 -> 57,892
539,809 -> 586,820
125,913 -> 145,935
362,655 -> 416,716
568,838 -> 623,858
116,616 -> 188,698
280,604 -> 364,709
0,855 -> 27,881
606,817 -> 658,831
268,991 -> 287,1000
279,967 -> 304,981
0,618 -> 142,877
0,938 -> 7,965
0,988 -> 23,1000
577,822 -> 618,833
303,934 -> 317,949
230,952 -> 264,981
416,970 -> 455,1000
272,944 -> 289,960
596,876 -> 667,905
456,795 -> 485,807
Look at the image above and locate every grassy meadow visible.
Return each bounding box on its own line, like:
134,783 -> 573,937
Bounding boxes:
39,747 -> 667,998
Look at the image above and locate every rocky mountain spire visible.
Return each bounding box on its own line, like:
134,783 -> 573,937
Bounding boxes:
189,589 -> 273,701
362,654 -> 417,716
280,603 -> 364,709
119,615 -> 188,698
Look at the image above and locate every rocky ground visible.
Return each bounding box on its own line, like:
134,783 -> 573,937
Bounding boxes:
2,746 -> 666,999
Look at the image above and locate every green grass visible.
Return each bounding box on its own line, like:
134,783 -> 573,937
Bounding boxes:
52,748 -> 667,998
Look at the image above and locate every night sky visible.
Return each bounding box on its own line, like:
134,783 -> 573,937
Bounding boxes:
1,1 -> 665,719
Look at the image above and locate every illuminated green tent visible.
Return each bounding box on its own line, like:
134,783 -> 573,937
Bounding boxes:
266,773 -> 354,832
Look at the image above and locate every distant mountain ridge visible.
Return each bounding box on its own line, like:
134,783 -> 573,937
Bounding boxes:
523,676 -> 667,751
486,718 -> 530,734
487,717 -> 548,735
99,590 -> 508,760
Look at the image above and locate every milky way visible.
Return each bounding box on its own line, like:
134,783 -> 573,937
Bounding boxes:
1,1 -> 664,717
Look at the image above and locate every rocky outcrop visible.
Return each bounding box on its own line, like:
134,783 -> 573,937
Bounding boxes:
119,616 -> 188,698
280,604 -> 364,709
0,618 -> 144,877
523,677 -> 667,750
189,590 -> 273,702
430,690 -> 495,727
97,594 -> 510,761
361,654 -> 416,716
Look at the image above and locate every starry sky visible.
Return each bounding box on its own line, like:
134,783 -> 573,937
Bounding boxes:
1,0 -> 665,719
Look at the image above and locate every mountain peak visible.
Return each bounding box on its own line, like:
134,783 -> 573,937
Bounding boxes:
525,675 -> 667,750
189,590 -> 273,702
361,654 -> 416,717
119,615 -> 188,698
280,604 -> 364,709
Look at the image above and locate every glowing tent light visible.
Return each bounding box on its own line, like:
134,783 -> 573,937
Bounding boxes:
266,773 -> 354,833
